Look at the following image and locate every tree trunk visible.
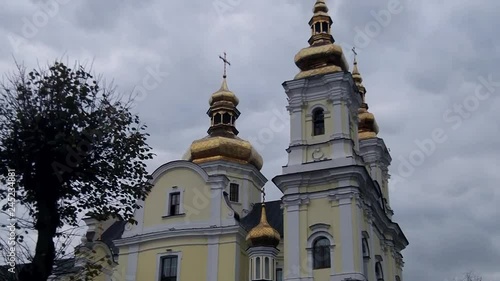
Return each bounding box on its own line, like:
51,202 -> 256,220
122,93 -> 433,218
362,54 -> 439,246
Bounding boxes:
19,199 -> 59,281
19,160 -> 61,281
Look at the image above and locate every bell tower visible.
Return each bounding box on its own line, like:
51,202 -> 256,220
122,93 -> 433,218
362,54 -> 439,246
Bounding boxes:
273,1 -> 408,281
283,0 -> 362,175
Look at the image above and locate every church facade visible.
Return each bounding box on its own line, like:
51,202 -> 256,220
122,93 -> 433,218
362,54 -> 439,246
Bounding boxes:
74,1 -> 408,281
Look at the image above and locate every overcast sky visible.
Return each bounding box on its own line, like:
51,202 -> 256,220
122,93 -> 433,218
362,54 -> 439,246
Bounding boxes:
1,0 -> 499,280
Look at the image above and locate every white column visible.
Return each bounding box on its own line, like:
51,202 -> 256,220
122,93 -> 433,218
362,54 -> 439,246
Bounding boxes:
285,204 -> 300,281
339,198 -> 354,272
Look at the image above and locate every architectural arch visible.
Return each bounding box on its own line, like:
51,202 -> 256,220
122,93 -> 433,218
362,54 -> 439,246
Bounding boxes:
150,160 -> 212,185
312,107 -> 325,136
306,224 -> 334,273
362,235 -> 371,279
308,104 -> 328,115
375,259 -> 384,281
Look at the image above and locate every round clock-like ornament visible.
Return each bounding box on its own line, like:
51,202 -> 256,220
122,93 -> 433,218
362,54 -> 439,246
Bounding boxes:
312,148 -> 324,161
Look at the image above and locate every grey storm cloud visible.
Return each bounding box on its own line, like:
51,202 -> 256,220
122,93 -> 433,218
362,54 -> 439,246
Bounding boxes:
1,0 -> 499,280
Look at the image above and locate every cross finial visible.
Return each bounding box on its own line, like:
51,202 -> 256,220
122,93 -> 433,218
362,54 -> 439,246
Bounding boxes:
261,187 -> 266,204
352,47 -> 358,64
219,52 -> 231,78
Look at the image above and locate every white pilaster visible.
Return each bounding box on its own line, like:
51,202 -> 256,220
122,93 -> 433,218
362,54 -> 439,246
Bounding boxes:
126,244 -> 139,281
290,108 -> 303,145
284,204 -> 301,281
339,198 -> 354,272
207,236 -> 220,281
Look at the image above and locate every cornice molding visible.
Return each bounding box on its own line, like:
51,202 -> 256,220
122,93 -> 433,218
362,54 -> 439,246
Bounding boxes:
114,225 -> 243,247
199,160 -> 268,188
150,160 -> 229,186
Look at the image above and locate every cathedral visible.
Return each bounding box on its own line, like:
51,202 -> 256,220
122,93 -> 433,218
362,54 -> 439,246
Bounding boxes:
72,1 -> 409,281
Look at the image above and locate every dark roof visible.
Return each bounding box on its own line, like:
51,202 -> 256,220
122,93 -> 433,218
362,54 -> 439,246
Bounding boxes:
100,220 -> 126,256
240,200 -> 284,237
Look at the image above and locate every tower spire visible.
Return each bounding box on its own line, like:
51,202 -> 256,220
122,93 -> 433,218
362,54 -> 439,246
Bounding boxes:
352,52 -> 379,140
351,47 -> 366,102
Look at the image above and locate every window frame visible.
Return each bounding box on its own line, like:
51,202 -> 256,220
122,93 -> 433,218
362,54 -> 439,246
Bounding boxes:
156,252 -> 182,281
276,268 -> 283,281
312,237 -> 331,269
229,183 -> 239,203
375,261 -> 384,281
160,255 -> 178,281
164,187 -> 185,217
169,192 -> 181,216
312,108 -> 325,136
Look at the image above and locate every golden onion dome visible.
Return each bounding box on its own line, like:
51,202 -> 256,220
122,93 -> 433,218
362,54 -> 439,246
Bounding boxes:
208,78 -> 239,106
246,204 -> 280,248
294,0 -> 349,80
313,0 -> 329,14
186,135 -> 263,170
358,103 -> 379,140
184,74 -> 263,170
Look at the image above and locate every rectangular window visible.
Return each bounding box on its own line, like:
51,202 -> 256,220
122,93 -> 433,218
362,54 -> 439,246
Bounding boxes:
276,268 -> 283,281
169,192 -> 180,216
160,256 -> 178,281
229,183 -> 239,202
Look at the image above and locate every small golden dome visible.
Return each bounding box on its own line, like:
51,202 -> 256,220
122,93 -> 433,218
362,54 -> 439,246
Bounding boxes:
358,104 -> 379,140
294,0 -> 349,79
209,78 -> 239,106
313,0 -> 329,14
185,73 -> 263,170
246,204 -> 280,248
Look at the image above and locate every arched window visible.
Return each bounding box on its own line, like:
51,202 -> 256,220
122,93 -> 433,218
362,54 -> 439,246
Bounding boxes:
312,108 -> 325,136
362,238 -> 370,258
264,257 -> 270,279
222,113 -> 231,124
214,113 -> 222,124
314,22 -> 321,33
362,238 -> 370,278
375,262 -> 384,281
321,22 -> 328,33
313,237 -> 330,269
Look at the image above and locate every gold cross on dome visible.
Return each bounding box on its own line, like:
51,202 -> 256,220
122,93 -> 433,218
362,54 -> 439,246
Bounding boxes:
261,187 -> 266,203
219,52 -> 231,78
352,47 -> 358,57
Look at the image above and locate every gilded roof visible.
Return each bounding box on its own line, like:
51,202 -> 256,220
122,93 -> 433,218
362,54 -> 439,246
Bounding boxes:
245,204 -> 281,248
185,76 -> 263,170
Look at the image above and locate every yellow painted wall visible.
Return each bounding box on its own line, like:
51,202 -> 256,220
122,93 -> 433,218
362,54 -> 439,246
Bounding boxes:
143,167 -> 211,228
217,239 -> 236,280
239,242 -> 249,281
115,250 -> 128,281
135,237 -> 208,281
